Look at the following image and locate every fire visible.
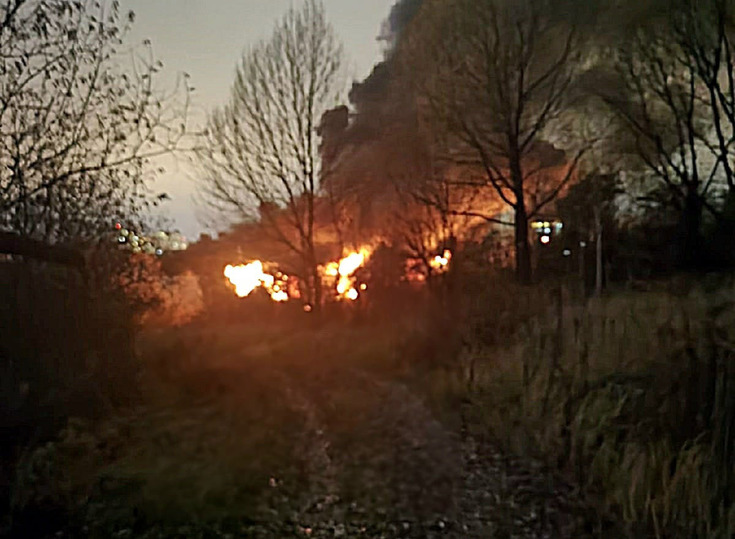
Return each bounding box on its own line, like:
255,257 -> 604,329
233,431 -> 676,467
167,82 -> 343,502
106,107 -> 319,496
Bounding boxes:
224,261 -> 289,302
323,247 -> 371,301
224,247 -> 372,304
429,249 -> 452,272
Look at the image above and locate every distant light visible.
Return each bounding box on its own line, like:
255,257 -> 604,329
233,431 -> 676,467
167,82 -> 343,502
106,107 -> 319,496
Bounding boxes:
155,248 -> 163,256
544,227 -> 551,234
359,283 -> 367,291
346,288 -> 359,301
117,236 -> 126,243
580,241 -> 587,248
540,235 -> 551,244
563,249 -> 571,257
114,222 -> 122,230
303,304 -> 313,313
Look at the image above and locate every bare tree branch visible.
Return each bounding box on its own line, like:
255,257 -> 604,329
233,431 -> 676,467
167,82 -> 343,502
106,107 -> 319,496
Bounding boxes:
197,0 -> 346,308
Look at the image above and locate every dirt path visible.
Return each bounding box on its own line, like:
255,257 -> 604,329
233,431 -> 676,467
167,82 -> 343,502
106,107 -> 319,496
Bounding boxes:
25,330 -> 592,538
219,356 -> 590,538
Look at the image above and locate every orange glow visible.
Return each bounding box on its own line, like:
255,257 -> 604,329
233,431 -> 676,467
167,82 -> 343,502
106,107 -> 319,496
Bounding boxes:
323,246 -> 372,301
224,246 -> 373,305
338,251 -> 367,276
429,249 -> 452,273
224,261 -> 289,302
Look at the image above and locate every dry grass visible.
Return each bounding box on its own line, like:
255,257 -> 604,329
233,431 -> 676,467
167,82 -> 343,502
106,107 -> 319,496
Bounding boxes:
9,265 -> 735,537
456,275 -> 735,537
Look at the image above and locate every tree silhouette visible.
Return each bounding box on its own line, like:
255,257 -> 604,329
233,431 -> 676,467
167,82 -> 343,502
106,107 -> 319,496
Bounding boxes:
0,0 -> 191,248
400,0 -> 586,283
198,0 -> 346,310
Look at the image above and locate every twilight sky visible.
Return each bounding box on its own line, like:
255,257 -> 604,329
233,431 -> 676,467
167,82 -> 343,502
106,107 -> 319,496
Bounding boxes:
120,0 -> 396,239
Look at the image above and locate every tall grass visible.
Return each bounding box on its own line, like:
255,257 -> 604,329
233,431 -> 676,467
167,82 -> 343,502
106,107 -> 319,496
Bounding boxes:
459,276 -> 735,537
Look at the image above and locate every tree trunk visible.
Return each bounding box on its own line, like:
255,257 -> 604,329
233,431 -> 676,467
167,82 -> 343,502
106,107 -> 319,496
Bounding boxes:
678,190 -> 703,269
510,155 -> 532,284
304,244 -> 323,316
515,203 -> 532,284
311,263 -> 323,315
594,208 -> 603,296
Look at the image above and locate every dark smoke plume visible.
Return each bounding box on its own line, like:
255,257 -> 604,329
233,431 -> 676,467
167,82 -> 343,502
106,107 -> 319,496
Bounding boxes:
349,0 -> 424,116
378,0 -> 424,55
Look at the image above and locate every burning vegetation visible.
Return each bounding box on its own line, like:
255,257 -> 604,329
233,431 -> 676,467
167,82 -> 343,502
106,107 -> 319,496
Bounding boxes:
322,247 -> 372,301
224,261 -> 290,302
224,247 -> 378,305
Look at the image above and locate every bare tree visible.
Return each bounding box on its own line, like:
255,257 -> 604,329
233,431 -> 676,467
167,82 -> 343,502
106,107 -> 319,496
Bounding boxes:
595,0 -> 735,266
0,0 -> 191,246
400,0 -> 586,283
198,0 -> 346,310
386,129 -> 495,277
674,0 -> 735,195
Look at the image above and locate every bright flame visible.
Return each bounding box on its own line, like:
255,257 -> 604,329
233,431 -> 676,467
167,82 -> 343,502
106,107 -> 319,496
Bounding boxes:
429,249 -> 452,272
324,247 -> 372,301
225,247 -> 373,305
338,251 -> 366,277
224,261 -> 289,302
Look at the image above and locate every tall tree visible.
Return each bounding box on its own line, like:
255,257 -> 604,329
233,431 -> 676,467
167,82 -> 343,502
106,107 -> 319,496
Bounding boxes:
0,0 -> 190,244
399,0 -> 586,283
597,0 -> 735,266
198,0 -> 346,310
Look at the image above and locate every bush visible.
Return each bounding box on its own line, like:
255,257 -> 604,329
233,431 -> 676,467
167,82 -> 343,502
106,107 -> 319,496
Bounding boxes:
0,249 -> 168,533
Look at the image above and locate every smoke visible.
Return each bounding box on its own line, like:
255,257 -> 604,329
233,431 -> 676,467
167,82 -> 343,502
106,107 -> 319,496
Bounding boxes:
348,0 -> 425,115
348,0 -> 658,123
378,0 -> 425,55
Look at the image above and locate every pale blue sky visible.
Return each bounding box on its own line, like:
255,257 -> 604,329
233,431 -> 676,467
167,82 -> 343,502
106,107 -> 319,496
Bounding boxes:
120,0 -> 396,239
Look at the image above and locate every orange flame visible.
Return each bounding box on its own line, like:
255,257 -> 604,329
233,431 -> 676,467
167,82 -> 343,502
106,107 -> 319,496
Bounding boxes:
323,247 -> 371,301
429,249 -> 452,273
225,247 -> 373,304
224,261 -> 289,302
